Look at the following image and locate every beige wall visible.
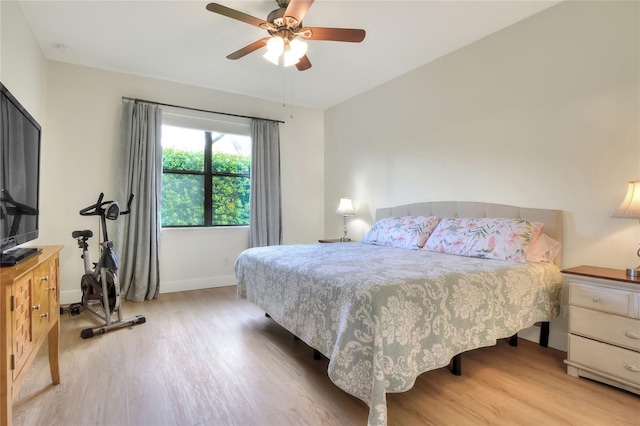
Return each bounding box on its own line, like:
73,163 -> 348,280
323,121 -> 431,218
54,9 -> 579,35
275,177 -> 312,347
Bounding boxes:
4,0 -> 639,348
325,0 -> 639,267
45,62 -> 324,302
324,1 -> 639,349
2,2 -> 324,302
0,1 -> 47,123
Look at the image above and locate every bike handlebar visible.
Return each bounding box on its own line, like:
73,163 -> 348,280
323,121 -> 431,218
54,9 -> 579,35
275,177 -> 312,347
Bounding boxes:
121,193 -> 135,215
79,193 -> 105,216
79,192 -> 135,217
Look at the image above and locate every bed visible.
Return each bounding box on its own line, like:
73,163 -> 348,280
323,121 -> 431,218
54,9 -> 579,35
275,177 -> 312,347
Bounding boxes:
235,201 -> 563,426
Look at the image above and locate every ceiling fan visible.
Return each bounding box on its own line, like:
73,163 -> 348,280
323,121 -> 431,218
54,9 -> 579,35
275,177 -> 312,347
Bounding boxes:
205,0 -> 366,71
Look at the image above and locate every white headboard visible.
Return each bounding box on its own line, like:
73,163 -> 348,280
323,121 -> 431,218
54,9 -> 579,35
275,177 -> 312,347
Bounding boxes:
375,201 -> 563,266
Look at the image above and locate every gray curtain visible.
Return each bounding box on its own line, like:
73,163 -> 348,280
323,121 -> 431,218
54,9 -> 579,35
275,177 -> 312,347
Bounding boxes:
114,101 -> 162,301
249,119 -> 282,247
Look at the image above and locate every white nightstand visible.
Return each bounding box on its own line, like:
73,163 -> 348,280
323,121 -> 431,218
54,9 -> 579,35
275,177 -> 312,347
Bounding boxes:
562,265 -> 640,395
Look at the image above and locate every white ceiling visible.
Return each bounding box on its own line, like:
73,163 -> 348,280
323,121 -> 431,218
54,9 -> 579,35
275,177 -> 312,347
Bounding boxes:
20,0 -> 561,110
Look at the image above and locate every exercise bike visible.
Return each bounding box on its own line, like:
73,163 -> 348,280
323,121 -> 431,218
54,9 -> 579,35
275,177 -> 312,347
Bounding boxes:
61,192 -> 146,339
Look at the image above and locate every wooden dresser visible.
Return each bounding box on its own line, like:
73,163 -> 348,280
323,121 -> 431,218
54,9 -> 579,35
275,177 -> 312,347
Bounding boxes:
1,245 -> 63,426
562,265 -> 640,395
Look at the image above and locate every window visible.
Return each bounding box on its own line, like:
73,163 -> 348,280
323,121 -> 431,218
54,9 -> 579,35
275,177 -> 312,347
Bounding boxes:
160,113 -> 251,227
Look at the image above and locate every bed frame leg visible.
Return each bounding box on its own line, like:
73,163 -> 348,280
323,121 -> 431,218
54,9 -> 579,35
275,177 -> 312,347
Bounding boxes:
509,333 -> 518,347
451,354 -> 462,376
539,321 -> 550,347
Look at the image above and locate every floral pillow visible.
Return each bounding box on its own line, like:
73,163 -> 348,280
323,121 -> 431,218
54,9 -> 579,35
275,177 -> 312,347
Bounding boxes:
362,216 -> 442,250
423,217 -> 544,263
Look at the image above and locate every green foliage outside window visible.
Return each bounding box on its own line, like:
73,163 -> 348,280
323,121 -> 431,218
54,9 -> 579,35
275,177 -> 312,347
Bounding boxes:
161,173 -> 205,226
162,147 -> 251,227
163,147 -> 204,172
212,174 -> 250,225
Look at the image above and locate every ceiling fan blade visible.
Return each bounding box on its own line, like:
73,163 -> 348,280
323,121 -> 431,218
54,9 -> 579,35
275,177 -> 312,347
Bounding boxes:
227,37 -> 270,60
296,55 -> 312,71
206,3 -> 269,28
284,0 -> 314,24
300,27 -> 366,43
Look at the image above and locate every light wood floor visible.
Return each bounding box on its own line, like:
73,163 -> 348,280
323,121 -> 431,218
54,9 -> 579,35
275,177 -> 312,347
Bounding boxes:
12,285 -> 640,426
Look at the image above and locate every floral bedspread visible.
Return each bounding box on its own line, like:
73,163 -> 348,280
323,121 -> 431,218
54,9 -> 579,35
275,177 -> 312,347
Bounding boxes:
235,243 -> 563,426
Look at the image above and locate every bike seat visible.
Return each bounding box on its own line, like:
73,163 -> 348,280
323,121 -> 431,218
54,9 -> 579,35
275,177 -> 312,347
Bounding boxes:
72,230 -> 93,239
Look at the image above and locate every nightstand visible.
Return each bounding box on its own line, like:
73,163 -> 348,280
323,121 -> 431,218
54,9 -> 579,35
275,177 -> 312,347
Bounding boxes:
318,239 -> 351,243
562,265 -> 640,395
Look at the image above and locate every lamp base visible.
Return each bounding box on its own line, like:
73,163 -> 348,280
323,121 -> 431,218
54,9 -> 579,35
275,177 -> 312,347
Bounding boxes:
626,267 -> 640,278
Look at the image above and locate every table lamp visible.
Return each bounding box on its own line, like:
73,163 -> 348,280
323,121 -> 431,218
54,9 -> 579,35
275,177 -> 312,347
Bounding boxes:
617,180 -> 640,277
335,198 -> 355,242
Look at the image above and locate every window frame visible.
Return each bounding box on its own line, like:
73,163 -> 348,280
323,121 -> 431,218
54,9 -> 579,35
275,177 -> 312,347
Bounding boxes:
161,109 -> 251,228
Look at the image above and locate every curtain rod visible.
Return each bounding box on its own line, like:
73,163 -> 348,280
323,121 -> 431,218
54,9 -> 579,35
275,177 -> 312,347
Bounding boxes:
121,97 -> 285,124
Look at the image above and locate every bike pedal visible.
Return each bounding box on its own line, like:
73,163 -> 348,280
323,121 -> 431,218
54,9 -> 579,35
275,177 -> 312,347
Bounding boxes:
65,303 -> 85,316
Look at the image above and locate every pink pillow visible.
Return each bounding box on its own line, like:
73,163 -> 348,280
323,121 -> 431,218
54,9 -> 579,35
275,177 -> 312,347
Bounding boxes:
423,217 -> 544,263
526,234 -> 561,263
362,216 -> 442,250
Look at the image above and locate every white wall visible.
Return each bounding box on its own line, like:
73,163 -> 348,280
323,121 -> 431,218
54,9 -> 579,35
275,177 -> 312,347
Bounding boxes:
324,1 -> 639,350
0,1 -> 47,124
5,0 -> 639,350
0,2 -> 3,77
2,2 -> 325,303
45,62 -> 324,303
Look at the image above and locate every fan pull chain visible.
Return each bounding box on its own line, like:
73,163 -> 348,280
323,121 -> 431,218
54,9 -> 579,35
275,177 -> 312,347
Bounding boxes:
290,76 -> 294,119
282,63 -> 286,108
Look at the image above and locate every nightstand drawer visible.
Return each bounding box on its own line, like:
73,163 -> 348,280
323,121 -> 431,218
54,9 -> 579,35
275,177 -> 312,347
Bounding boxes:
569,282 -> 634,317
568,334 -> 640,386
570,306 -> 640,352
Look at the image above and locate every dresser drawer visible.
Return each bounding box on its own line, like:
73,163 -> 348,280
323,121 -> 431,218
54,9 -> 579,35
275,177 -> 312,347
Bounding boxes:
568,334 -> 640,386
569,282 -> 634,317
569,306 -> 640,352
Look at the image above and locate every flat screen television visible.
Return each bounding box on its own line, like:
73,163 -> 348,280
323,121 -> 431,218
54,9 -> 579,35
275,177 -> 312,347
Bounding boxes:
0,82 -> 41,264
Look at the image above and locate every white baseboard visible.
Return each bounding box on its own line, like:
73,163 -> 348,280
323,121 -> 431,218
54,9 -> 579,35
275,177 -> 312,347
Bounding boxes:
160,274 -> 236,294
60,274 -> 236,305
519,325 -> 567,352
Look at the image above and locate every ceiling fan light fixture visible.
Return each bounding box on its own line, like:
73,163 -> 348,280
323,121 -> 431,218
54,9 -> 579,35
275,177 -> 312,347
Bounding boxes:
289,38 -> 308,59
283,50 -> 300,67
263,35 -> 306,67
263,50 -> 281,65
265,36 -> 285,56
206,0 -> 366,71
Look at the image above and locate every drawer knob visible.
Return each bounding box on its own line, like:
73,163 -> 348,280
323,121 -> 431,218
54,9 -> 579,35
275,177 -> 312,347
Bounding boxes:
592,296 -> 600,303
624,363 -> 640,372
625,331 -> 640,339
47,286 -> 56,292
32,304 -> 41,311
40,276 -> 49,281
40,312 -> 49,319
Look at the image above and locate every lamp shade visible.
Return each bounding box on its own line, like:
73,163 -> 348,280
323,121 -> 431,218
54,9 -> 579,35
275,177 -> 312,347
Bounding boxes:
289,38 -> 308,59
266,36 -> 285,56
283,50 -> 300,67
263,36 -> 307,68
618,181 -> 640,219
335,198 -> 355,216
